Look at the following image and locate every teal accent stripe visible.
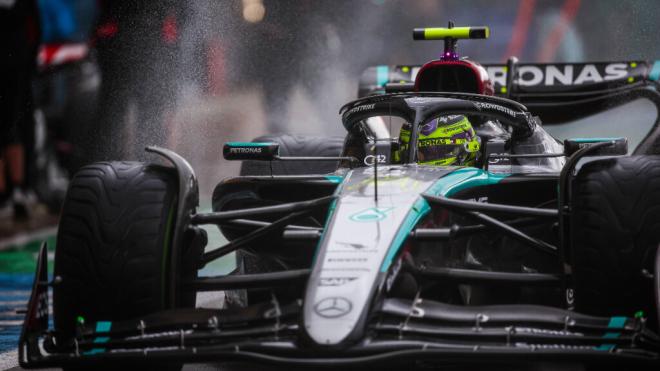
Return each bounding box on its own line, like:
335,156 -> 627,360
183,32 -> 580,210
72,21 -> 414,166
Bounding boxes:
85,321 -> 112,355
313,173 -> 346,262
376,65 -> 389,87
312,199 -> 338,264
427,167 -> 509,198
607,316 -> 627,329
84,348 -> 106,355
380,168 -> 509,272
380,198 -> 429,272
95,321 -> 112,332
324,175 -> 344,184
225,142 -> 277,147
594,316 -> 626,351
650,60 -> 660,81
594,332 -> 620,351
594,343 -> 616,351
570,137 -> 623,143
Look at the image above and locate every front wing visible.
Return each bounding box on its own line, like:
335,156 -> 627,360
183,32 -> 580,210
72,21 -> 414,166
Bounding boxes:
19,244 -> 660,368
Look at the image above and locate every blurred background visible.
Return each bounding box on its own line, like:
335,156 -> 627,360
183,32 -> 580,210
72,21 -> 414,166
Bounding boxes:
0,0 -> 659,366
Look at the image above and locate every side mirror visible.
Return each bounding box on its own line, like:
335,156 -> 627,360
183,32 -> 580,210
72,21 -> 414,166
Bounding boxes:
223,142 -> 280,161
564,138 -> 628,157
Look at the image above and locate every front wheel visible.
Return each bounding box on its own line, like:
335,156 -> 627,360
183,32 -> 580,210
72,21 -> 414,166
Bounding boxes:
53,161 -> 182,342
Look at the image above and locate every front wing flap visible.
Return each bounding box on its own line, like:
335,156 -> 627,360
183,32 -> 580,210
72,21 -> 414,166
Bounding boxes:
20,291 -> 660,368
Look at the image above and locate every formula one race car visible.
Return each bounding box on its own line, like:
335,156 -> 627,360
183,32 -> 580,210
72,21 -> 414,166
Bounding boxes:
19,25 -> 660,369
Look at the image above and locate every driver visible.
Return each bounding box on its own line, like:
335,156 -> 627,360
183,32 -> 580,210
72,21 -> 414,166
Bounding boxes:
398,115 -> 480,166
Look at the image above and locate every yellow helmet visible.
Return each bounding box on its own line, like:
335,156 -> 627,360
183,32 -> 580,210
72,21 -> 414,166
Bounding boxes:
399,115 -> 480,166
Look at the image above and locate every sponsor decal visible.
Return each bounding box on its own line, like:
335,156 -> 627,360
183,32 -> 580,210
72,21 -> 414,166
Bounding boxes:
321,267 -> 371,272
474,102 -> 517,117
229,147 -> 262,154
346,103 -> 375,115
515,327 -> 584,337
487,153 -> 510,165
364,154 -> 387,166
418,138 -> 468,146
314,297 -> 353,318
331,241 -> 378,253
486,63 -> 630,87
514,343 -> 593,350
349,207 -> 394,222
385,257 -> 402,292
318,277 -> 358,287
336,241 -> 367,249
436,115 -> 464,125
327,257 -> 368,263
566,288 -> 575,306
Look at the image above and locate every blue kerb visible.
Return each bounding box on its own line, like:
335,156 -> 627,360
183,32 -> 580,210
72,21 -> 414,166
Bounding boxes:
376,65 -> 389,87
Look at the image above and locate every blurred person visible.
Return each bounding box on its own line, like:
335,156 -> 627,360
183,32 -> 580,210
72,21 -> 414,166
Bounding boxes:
30,0 -> 98,210
236,0 -> 313,133
90,0 -> 183,161
0,0 -> 41,219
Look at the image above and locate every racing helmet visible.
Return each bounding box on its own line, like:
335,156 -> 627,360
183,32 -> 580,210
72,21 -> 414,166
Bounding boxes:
399,115 -> 480,166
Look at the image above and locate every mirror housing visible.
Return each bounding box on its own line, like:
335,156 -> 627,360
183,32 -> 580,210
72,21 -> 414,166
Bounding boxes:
564,137 -> 628,157
223,142 -> 280,161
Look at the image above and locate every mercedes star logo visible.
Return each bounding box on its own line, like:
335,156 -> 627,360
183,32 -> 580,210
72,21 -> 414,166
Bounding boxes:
314,297 -> 352,318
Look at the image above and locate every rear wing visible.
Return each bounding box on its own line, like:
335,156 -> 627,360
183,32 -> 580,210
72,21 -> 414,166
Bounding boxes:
359,61 -> 660,123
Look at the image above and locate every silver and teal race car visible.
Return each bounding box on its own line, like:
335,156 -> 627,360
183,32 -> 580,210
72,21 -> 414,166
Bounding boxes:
19,26 -> 660,370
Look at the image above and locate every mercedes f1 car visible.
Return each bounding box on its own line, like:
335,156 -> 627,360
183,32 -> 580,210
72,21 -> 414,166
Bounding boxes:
19,25 -> 660,369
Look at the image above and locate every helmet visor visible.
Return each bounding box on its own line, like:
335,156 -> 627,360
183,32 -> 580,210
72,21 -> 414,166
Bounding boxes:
417,142 -> 467,163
